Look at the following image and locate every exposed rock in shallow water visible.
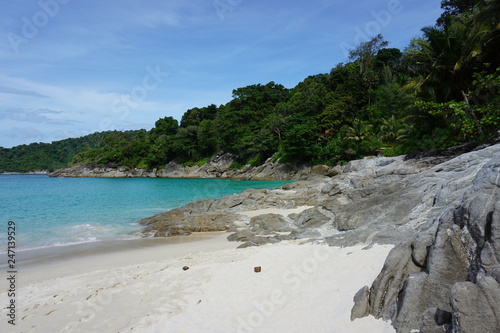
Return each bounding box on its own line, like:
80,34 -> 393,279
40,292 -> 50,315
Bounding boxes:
138,184 -> 323,238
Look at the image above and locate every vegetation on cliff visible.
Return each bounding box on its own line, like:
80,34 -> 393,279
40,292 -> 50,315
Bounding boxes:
1,0 -> 499,173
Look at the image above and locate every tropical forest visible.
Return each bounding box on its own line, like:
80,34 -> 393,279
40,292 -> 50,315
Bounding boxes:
1,0 -> 499,173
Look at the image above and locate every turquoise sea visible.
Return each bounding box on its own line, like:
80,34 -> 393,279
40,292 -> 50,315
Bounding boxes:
0,175 -> 291,252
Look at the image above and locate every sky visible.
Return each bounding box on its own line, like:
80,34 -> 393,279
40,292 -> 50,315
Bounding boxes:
0,0 -> 442,148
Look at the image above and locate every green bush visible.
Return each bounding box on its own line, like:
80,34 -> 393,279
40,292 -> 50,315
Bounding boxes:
228,161 -> 247,170
182,157 -> 210,167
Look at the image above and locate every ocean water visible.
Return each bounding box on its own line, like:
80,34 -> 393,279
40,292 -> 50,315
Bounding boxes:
0,175 -> 291,252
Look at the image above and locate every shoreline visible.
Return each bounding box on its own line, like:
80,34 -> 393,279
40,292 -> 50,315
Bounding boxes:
47,152 -> 339,180
2,143 -> 499,332
0,171 -> 48,175
13,232 -> 236,285
1,231 -> 395,332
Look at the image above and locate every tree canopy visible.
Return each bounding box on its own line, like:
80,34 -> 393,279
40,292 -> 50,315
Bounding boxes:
1,2 -> 499,173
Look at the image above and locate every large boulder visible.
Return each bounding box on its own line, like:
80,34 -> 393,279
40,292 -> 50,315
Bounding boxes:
249,213 -> 293,232
353,145 -> 500,332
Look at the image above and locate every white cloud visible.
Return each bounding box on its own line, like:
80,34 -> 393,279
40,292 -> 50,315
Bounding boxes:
1,126 -> 46,142
0,108 -> 71,124
0,85 -> 49,98
0,0 -> 444,148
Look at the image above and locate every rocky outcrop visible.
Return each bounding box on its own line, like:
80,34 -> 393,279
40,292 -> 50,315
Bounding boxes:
139,145 -> 498,246
48,152 -> 341,180
137,143 -> 500,332
352,145 -> 500,332
139,179 -> 324,244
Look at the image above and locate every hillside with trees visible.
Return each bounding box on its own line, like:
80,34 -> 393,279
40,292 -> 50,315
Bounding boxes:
1,0 -> 498,173
0,131 -> 142,172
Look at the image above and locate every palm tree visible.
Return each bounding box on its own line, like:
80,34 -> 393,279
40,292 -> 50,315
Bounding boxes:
343,119 -> 373,143
472,0 -> 500,69
378,115 -> 408,145
473,0 -> 500,28
407,0 -> 500,103
406,19 -> 487,104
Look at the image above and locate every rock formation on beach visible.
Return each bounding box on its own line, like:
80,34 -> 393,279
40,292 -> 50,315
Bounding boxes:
351,144 -> 500,333
139,142 -> 500,332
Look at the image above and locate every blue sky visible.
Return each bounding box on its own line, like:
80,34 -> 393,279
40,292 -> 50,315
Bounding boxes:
0,0 -> 442,148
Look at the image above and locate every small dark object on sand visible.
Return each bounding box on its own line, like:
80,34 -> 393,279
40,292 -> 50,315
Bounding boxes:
183,266 -> 189,271
254,266 -> 262,273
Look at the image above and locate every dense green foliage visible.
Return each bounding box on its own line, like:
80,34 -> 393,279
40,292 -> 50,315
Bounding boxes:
1,0 -> 499,172
0,131 -> 141,172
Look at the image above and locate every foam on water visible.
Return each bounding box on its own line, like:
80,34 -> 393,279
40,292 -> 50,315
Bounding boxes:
0,175 -> 291,252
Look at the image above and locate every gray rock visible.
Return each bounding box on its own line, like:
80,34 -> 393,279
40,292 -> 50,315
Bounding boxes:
249,213 -> 293,232
227,229 -> 255,242
326,223 -> 415,248
139,208 -> 239,236
294,207 -> 331,229
411,232 -> 434,268
356,145 -> 500,333
342,156 -> 400,173
351,286 -> 370,320
236,235 -> 282,248
367,240 -> 421,321
451,275 -> 500,333
419,307 -> 452,333
289,229 -> 322,240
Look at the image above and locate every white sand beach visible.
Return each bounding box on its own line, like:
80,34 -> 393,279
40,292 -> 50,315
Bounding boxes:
2,232 -> 394,333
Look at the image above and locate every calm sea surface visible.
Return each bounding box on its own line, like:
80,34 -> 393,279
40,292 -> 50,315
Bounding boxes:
0,175 -> 291,252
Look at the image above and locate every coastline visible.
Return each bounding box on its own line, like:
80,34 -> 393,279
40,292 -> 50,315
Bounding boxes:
47,153 -> 340,180
1,231 -> 394,333
0,171 -> 48,175
14,232 -> 236,285
4,143 -> 499,332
